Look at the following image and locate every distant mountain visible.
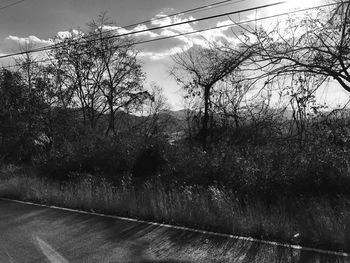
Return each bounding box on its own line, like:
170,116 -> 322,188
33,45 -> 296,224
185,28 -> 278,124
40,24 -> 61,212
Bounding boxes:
156,110 -> 187,134
160,109 -> 188,120
49,106 -> 307,139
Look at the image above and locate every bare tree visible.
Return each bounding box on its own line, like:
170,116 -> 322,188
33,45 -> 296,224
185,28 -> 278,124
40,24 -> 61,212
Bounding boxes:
48,14 -> 147,136
211,73 -> 251,130
50,30 -> 106,129
87,13 -> 146,137
248,0 -> 350,93
285,72 -> 327,142
137,83 -> 170,141
171,44 -> 253,150
181,94 -> 202,142
14,40 -> 40,93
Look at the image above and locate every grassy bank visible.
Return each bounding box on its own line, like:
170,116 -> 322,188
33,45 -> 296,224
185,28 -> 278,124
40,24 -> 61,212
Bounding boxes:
1,164 -> 349,253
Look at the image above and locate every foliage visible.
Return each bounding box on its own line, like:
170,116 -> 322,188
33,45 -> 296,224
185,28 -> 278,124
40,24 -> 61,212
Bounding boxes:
3,6 -> 350,253
0,69 -> 46,162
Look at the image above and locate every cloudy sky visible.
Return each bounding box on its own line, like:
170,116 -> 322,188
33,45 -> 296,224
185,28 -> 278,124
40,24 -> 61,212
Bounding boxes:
0,0 -> 347,109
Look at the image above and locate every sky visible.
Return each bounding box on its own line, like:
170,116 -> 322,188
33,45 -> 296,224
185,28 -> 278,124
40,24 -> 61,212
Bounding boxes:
0,0 -> 348,110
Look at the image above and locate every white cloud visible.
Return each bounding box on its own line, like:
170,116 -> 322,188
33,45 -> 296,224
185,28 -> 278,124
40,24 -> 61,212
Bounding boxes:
151,13 -> 195,34
132,24 -> 159,38
2,11 -> 241,63
139,43 -> 192,60
136,12 -> 243,59
217,20 -> 233,27
99,24 -> 159,39
159,29 -> 178,37
56,29 -> 83,40
246,12 -> 262,21
6,35 -> 52,46
101,25 -> 131,35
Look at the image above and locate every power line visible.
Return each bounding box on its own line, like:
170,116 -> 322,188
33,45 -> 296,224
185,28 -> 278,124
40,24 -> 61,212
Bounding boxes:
120,2 -> 348,47
0,0 -> 250,61
0,1 -> 344,70
0,1 -> 287,60
46,0 -> 250,54
0,0 -> 22,4
119,0 -> 249,30
0,0 -> 27,11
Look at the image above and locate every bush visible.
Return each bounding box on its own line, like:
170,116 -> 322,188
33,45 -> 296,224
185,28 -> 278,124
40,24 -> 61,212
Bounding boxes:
132,145 -> 164,181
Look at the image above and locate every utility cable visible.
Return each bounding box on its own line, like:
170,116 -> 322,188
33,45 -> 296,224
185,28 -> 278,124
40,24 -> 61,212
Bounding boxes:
0,0 -> 27,11
1,1 -> 344,69
0,1 -> 287,60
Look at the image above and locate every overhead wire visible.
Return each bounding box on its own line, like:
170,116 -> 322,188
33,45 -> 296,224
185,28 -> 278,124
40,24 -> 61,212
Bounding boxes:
49,0 -> 252,52
0,0 -> 27,11
0,0 -> 250,61
0,0 -> 344,70
0,1 -> 288,60
117,0 -> 249,30
40,0 -> 251,54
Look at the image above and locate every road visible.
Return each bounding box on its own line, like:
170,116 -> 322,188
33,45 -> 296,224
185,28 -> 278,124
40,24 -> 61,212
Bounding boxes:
0,199 -> 348,263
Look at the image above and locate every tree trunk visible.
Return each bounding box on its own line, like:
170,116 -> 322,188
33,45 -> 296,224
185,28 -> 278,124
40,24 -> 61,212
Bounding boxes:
202,85 -> 211,151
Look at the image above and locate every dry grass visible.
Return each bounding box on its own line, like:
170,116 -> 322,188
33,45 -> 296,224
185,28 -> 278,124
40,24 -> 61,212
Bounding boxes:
0,164 -> 349,252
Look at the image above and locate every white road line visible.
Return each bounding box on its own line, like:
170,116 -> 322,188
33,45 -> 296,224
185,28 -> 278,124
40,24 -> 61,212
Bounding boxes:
1,197 -> 349,258
35,236 -> 69,263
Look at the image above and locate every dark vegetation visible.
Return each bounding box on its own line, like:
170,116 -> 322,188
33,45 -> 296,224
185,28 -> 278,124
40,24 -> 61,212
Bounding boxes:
1,3 -> 350,252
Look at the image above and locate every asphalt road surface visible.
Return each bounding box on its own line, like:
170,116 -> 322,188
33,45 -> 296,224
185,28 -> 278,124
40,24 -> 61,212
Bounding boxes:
0,199 -> 348,263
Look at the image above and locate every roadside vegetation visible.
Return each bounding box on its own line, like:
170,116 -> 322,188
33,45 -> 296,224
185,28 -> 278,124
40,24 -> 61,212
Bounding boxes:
1,2 -> 350,252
